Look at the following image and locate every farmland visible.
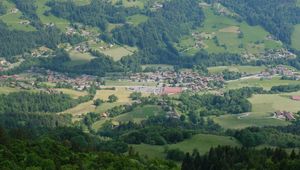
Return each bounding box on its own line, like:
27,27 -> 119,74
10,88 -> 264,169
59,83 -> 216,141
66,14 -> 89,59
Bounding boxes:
292,24 -> 300,50
176,7 -> 281,55
131,134 -> 240,158
208,65 -> 266,74
0,0 -> 36,31
226,77 -> 300,90
213,91 -> 300,129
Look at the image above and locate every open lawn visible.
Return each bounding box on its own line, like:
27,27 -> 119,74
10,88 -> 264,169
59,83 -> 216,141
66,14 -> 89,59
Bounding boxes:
0,1 -> 36,31
114,105 -> 165,123
176,7 -> 281,55
208,65 -> 266,74
127,14 -> 148,26
0,86 -> 22,94
35,0 -> 70,31
65,50 -> 95,66
92,105 -> 164,130
226,77 -> 300,90
55,88 -> 88,99
63,87 -> 133,116
131,134 -> 240,158
213,91 -> 300,129
292,24 -> 300,50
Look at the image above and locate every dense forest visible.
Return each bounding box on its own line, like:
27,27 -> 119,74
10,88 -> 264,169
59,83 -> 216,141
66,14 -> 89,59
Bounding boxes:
0,126 -> 177,170
182,146 -> 300,170
47,0 -> 137,31
220,0 -> 300,44
0,91 -> 78,114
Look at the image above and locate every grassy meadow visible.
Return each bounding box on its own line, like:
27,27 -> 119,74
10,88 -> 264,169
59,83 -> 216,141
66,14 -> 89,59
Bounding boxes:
131,134 -> 240,158
176,7 -> 281,55
213,91 -> 300,129
208,65 -> 266,74
226,77 -> 300,90
292,24 -> 300,50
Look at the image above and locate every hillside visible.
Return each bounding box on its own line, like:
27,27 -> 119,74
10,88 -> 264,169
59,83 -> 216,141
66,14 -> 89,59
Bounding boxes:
1,0 -> 300,169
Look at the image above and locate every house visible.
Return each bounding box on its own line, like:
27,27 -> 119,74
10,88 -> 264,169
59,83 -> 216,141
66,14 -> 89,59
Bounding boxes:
274,111 -> 296,121
291,96 -> 300,101
162,87 -> 183,95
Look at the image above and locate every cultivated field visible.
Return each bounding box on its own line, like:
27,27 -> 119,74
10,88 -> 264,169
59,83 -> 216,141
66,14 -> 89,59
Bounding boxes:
55,88 -> 88,99
131,134 -> 240,158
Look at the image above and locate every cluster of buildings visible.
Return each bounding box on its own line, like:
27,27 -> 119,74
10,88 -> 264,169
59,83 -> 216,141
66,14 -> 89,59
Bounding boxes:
128,86 -> 183,95
129,71 -> 224,91
274,111 -> 296,121
46,70 -> 101,90
261,49 -> 296,60
258,65 -> 299,79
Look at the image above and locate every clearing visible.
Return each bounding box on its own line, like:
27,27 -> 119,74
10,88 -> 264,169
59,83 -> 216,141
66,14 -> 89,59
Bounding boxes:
131,134 -> 240,158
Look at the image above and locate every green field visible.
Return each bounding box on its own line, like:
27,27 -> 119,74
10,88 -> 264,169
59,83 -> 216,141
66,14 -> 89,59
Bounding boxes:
65,50 -> 95,66
105,80 -> 157,86
35,0 -> 70,31
208,65 -> 266,74
0,0 -> 36,31
214,91 -> 300,129
176,7 -> 281,55
111,0 -> 145,8
292,24 -> 300,50
226,77 -> 300,90
63,87 -> 133,117
114,105 -> 165,123
0,86 -> 22,94
132,134 -> 240,158
55,88 -> 88,99
127,14 -> 148,26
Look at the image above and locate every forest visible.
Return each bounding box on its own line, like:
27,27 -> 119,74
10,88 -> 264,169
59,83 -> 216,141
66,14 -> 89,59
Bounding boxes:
181,146 -> 300,170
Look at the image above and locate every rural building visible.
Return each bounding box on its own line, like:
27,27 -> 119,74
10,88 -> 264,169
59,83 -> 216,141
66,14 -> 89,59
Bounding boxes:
291,96 -> 300,101
162,87 -> 183,95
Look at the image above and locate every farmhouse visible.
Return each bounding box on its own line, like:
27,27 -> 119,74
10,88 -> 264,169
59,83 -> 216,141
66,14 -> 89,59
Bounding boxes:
291,96 -> 300,101
162,87 -> 183,95
275,111 -> 296,121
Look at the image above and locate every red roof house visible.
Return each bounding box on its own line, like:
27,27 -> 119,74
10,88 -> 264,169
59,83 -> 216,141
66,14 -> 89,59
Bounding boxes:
162,87 -> 183,95
291,96 -> 300,101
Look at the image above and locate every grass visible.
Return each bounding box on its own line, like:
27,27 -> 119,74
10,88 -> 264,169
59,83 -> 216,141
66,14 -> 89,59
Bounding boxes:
65,50 -> 95,66
226,77 -> 300,90
131,134 -> 240,158
0,0 -> 36,31
35,0 -> 70,31
213,91 -> 300,129
126,14 -> 148,26
0,86 -> 22,94
114,105 -> 165,123
63,87 -> 133,117
292,24 -> 300,50
55,88 -> 88,99
99,46 -> 137,61
208,65 -> 266,74
176,7 -> 281,55
111,0 -> 145,8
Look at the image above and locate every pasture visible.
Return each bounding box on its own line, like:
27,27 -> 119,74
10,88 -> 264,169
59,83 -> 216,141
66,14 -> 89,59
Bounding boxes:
213,91 -> 300,129
55,88 -> 88,99
105,80 -> 157,86
226,77 -> 300,90
63,87 -> 133,116
131,134 -> 240,158
35,0 -> 70,31
127,14 -> 148,26
208,65 -> 266,74
292,24 -> 300,50
0,1 -> 36,31
176,7 -> 281,55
